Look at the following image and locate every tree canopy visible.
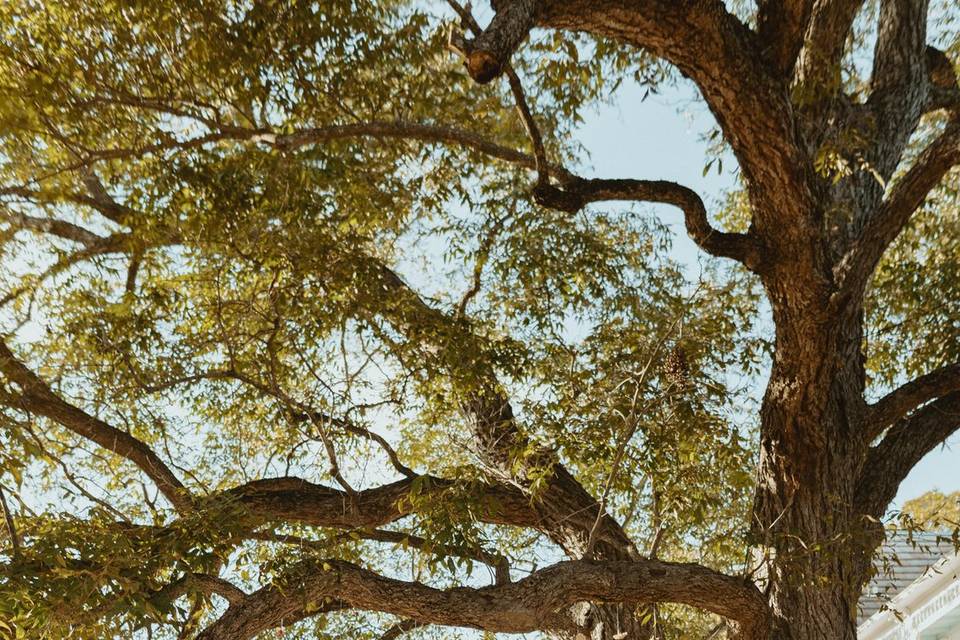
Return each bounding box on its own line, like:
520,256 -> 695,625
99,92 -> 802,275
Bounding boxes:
0,1 -> 958,639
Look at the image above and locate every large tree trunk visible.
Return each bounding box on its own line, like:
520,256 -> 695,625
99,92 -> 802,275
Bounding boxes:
755,296 -> 881,639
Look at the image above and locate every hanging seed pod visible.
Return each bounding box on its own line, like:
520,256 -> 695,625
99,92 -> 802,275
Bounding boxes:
662,345 -> 690,389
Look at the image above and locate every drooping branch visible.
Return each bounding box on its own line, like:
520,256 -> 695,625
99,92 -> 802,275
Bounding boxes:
756,0 -> 814,77
836,119 -> 960,297
866,363 -> 960,438
196,558 -> 770,640
532,177 -> 762,269
857,392 -> 960,517
0,340 -> 192,511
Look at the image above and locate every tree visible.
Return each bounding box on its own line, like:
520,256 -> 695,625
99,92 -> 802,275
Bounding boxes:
0,0 -> 958,639
900,490 -> 960,528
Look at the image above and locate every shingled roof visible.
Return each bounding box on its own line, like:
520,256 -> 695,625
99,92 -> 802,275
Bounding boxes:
859,531 -> 958,624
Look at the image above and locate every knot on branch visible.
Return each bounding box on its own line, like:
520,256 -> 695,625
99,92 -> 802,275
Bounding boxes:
532,181 -> 585,213
448,0 -> 539,85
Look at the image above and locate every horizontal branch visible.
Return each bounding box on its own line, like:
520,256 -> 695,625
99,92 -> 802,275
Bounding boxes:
0,340 -> 191,511
222,475 -> 539,532
71,118 -> 576,184
196,558 -> 770,640
253,527 -> 511,585
532,178 -> 762,269
866,362 -> 960,438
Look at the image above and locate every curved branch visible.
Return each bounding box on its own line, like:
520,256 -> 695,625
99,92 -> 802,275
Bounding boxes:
532,177 -> 762,269
857,392 -> 960,517
540,2 -> 817,258
74,119 -> 576,183
866,363 -> 960,438
196,558 -> 770,640
0,340 -> 191,511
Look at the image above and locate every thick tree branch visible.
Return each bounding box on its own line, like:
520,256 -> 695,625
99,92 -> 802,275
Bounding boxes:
367,260 -> 637,561
794,0 -> 865,94
924,46 -> 960,115
869,0 -> 929,97
196,558 -> 770,640
457,0 -> 539,84
857,392 -> 960,517
757,0 -> 814,77
222,475 -> 539,532
533,177 -> 762,269
539,1 -> 819,268
866,363 -> 960,438
862,0 -> 931,194
0,340 -> 191,511
835,119 -> 960,296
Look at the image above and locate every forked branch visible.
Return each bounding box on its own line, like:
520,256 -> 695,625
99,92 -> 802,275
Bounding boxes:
866,362 -> 960,439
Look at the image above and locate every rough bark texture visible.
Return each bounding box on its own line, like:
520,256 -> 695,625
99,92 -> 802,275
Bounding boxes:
3,1 -> 960,639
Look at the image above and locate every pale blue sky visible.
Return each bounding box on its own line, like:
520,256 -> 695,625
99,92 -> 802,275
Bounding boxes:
571,78 -> 959,510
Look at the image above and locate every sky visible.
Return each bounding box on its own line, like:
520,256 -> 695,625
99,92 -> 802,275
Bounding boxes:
570,78 -> 960,510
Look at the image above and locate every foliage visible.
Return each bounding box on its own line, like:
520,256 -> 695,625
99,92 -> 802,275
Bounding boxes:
0,1 -> 956,639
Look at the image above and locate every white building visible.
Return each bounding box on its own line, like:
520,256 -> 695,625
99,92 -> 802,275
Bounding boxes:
859,533 -> 960,640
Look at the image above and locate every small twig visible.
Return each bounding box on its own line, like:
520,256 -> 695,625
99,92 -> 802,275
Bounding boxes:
455,211 -> 511,319
583,285 -> 702,556
0,485 -> 20,559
